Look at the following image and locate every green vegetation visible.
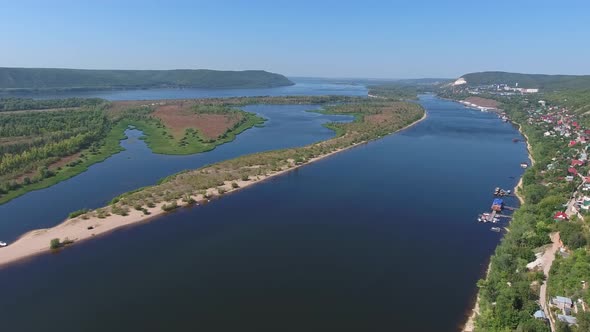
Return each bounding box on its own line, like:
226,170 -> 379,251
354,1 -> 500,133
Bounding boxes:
469,93 -> 590,331
0,67 -> 294,90
49,237 -> 74,249
0,97 -> 105,112
461,71 -> 590,90
49,238 -> 60,249
0,95 -> 365,204
80,99 -> 424,219
68,209 -> 90,219
122,112 -> 264,155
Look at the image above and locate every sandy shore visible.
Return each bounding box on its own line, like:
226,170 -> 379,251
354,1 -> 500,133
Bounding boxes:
0,112 -> 427,269
462,119 -> 532,331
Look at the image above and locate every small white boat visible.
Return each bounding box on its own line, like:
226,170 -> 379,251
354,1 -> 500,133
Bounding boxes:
491,227 -> 501,232
0,241 -> 7,247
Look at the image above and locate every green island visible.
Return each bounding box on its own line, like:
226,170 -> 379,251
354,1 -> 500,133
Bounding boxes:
0,94 -> 377,204
0,67 -> 294,91
0,96 -> 347,204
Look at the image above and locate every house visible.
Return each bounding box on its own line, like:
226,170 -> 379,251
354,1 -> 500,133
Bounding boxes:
566,175 -> 574,182
533,310 -> 547,320
553,212 -> 568,221
568,167 -> 578,175
571,160 -> 585,167
581,197 -> 590,210
557,314 -> 577,325
552,296 -> 573,308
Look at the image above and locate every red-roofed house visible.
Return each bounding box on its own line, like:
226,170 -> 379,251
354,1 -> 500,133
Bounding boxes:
568,167 -> 578,175
569,140 -> 577,147
554,212 -> 568,221
571,160 -> 585,167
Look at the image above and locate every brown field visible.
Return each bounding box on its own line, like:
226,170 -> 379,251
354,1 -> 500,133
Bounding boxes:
152,103 -> 242,139
109,100 -> 244,139
464,97 -> 499,109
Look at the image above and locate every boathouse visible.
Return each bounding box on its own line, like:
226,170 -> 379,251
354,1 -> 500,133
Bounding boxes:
491,198 -> 503,212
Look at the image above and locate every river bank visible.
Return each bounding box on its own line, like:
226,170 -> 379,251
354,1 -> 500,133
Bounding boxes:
461,116 -> 532,331
0,108 -> 427,268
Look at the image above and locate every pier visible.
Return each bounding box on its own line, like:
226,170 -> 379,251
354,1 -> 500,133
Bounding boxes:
478,189 -> 519,223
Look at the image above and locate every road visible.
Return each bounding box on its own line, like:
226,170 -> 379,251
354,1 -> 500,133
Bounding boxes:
540,232 -> 561,332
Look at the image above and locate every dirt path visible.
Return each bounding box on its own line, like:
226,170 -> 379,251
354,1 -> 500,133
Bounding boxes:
540,232 -> 561,332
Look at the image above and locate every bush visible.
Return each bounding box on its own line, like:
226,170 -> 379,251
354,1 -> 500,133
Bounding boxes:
161,201 -> 178,212
50,238 -> 61,249
231,182 -> 240,189
68,208 -> 90,219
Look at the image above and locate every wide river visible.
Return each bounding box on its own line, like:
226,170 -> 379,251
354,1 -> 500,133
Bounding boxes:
0,93 -> 528,331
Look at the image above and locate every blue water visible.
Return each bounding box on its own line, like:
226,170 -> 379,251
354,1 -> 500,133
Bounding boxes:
0,105 -> 353,241
0,95 -> 529,332
2,78 -> 368,100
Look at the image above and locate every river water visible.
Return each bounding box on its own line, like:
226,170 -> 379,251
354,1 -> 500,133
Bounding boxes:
0,95 -> 528,331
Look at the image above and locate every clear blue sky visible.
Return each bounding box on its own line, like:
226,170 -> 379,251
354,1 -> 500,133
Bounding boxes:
1,0 -> 589,78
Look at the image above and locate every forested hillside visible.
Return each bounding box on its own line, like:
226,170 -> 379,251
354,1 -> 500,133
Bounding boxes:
461,72 -> 590,90
0,68 -> 294,90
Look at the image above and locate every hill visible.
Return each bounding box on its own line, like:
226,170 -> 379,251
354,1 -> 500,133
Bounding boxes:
0,67 -> 294,90
460,71 -> 590,90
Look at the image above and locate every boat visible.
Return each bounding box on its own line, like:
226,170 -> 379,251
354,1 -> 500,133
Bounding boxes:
512,138 -> 520,143
0,241 -> 7,247
491,227 -> 501,232
520,162 -> 529,169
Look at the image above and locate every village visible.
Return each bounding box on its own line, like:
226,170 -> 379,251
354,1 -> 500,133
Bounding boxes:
471,94 -> 590,330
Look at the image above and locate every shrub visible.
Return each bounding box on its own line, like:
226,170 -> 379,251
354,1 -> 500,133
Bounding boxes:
231,182 -> 240,189
161,201 -> 178,212
50,238 -> 61,249
68,208 -> 90,219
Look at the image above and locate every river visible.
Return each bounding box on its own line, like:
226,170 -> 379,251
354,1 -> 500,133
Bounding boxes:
0,95 -> 528,331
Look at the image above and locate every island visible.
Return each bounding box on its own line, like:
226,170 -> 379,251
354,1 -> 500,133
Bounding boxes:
0,95 -> 425,267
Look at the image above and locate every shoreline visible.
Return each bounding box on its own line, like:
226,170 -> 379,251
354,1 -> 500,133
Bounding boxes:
0,110 -> 427,269
461,117 -> 531,331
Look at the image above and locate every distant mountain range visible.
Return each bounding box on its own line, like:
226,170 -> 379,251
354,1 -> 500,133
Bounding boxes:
0,67 -> 294,91
459,71 -> 590,90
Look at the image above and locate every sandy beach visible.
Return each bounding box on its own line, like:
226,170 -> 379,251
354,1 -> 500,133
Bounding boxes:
0,111 -> 427,268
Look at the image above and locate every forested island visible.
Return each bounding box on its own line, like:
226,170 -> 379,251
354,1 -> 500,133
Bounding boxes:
0,67 -> 294,91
